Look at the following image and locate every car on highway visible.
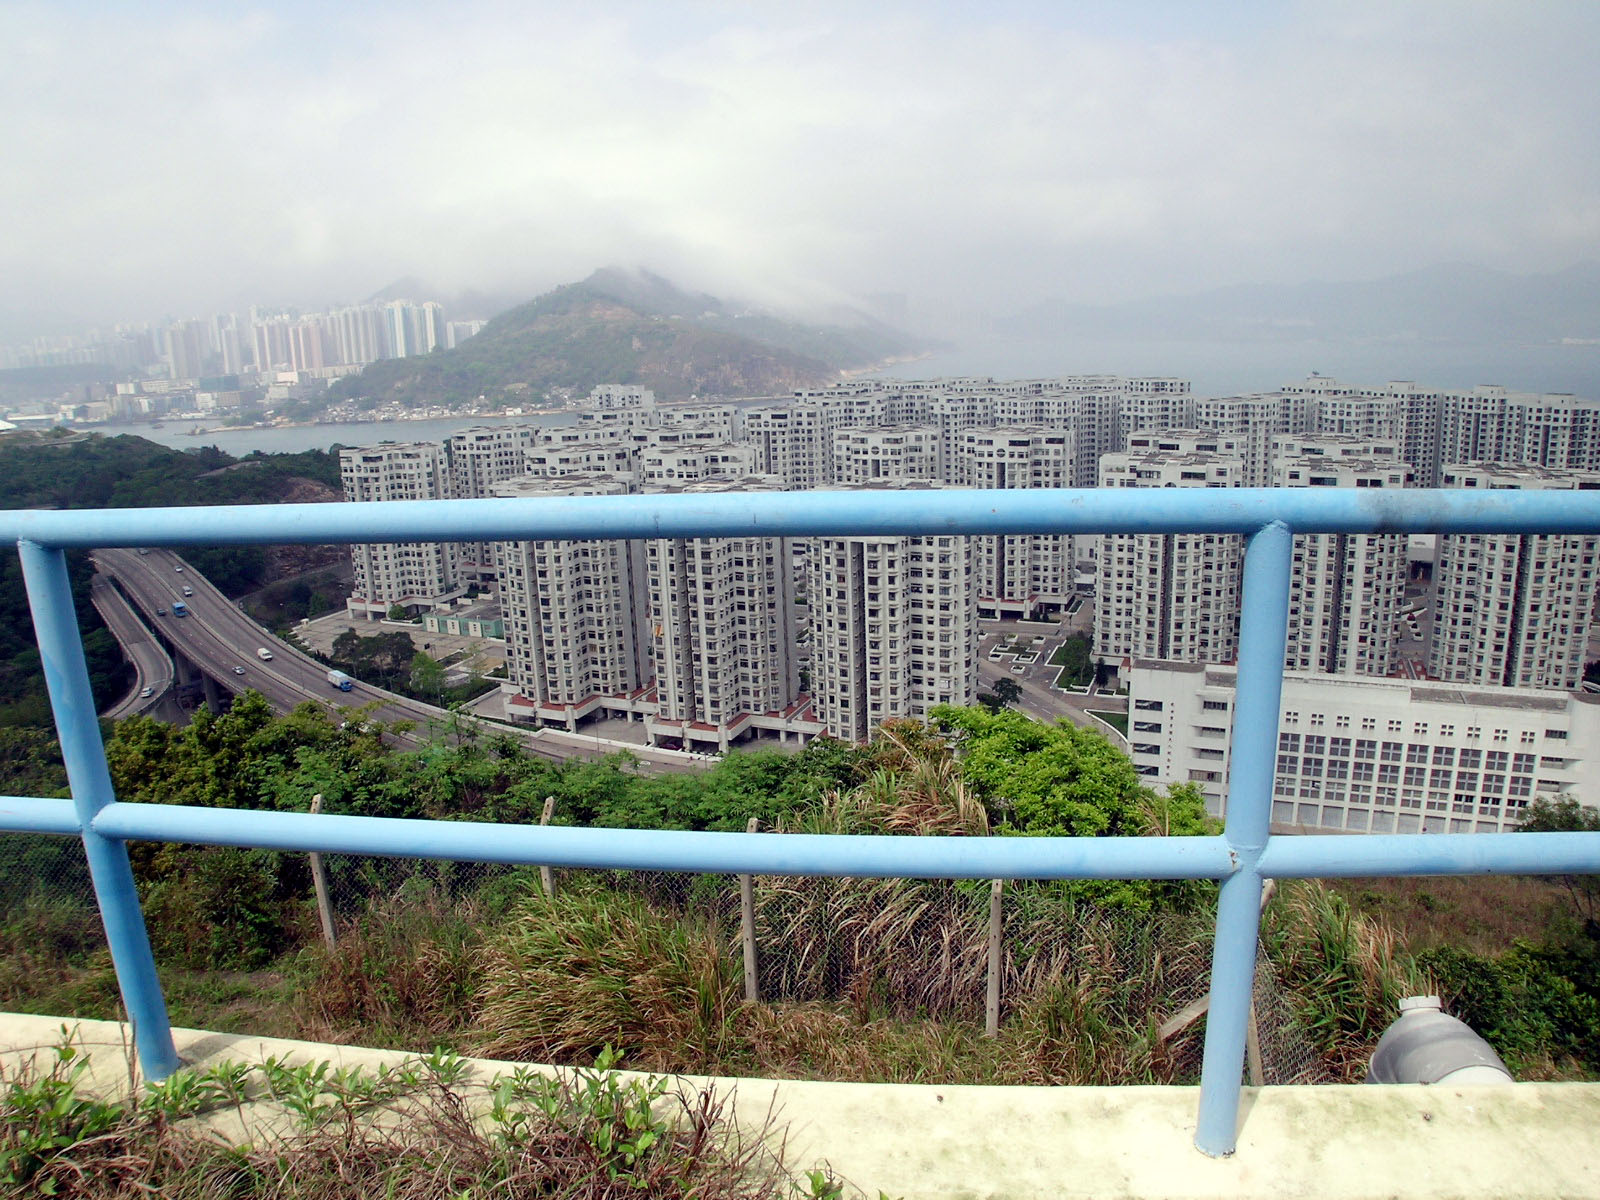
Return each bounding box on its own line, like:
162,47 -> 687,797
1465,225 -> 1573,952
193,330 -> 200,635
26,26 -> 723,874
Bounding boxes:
156,608 -> 166,616
174,565 -> 183,572
233,666 -> 245,675
181,586 -> 193,597
138,686 -> 154,698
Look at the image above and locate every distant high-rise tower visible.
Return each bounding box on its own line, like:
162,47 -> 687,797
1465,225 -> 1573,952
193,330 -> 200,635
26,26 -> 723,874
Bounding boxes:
1095,435 -> 1245,667
341,443 -> 460,618
162,319 -> 212,381
1271,440 -> 1410,676
808,481 -> 978,742
1429,464 -> 1600,690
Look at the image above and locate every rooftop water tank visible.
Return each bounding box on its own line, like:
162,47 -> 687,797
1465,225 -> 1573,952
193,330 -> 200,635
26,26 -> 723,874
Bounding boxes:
1365,995 -> 1514,1086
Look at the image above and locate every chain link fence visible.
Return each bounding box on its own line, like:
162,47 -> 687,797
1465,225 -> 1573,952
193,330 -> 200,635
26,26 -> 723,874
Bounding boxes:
308,828 -> 1330,1086
0,820 -> 1326,1087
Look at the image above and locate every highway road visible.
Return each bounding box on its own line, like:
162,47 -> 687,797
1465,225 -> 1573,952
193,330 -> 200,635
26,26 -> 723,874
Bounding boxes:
89,574 -> 175,721
93,547 -> 704,772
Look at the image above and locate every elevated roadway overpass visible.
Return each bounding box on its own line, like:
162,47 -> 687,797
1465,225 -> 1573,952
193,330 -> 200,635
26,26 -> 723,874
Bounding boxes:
93,547 -> 704,772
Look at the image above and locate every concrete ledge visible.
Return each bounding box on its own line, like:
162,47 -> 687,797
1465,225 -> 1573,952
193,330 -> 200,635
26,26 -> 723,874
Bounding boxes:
2,1013 -> 1597,1199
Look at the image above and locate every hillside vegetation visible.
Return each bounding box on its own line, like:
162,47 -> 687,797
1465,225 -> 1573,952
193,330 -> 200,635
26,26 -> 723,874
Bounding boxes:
4,698 -> 1593,1087
334,268 -> 924,407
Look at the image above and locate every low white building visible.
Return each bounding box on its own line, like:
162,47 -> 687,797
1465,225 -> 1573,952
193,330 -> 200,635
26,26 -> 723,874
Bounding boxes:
1128,659 -> 1600,833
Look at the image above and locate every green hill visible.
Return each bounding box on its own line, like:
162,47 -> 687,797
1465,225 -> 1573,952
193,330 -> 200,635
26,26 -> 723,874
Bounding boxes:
335,269 -> 923,407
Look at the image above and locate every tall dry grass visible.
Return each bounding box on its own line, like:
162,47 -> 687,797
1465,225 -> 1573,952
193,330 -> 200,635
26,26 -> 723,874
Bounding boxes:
473,890 -> 741,1072
1262,880 -> 1427,1080
298,889 -> 486,1049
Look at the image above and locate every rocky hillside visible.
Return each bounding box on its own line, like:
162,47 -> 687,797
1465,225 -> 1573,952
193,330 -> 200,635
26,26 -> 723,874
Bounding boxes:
334,268 -> 924,406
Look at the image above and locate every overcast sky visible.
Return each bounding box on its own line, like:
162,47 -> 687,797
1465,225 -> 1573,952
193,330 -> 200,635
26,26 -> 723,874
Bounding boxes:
2,0 -> 1597,332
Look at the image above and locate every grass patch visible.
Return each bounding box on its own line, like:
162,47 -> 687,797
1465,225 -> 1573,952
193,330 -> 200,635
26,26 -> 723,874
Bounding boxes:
1330,875 -> 1572,959
1048,633 -> 1093,689
474,888 -> 741,1072
1087,710 -> 1128,737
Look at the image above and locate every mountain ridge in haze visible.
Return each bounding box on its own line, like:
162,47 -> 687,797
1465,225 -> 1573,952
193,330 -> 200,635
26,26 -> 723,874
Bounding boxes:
335,267 -> 928,406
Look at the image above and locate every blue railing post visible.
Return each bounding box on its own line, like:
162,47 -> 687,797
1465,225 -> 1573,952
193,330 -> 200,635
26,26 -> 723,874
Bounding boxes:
1195,521 -> 1293,1156
17,540 -> 179,1081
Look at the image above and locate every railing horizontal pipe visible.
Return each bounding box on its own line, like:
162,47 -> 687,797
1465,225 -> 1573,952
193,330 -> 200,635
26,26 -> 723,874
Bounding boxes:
5,486 -> 1600,549
1258,830 -> 1600,878
0,795 -> 81,835
11,483 -> 1600,1142
89,803 -> 1238,880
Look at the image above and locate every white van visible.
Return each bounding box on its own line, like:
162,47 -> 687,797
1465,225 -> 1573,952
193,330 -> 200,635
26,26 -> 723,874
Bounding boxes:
256,647 -> 274,661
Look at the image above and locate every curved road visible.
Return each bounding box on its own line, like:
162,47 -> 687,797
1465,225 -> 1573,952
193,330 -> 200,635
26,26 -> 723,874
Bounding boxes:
94,547 -> 702,772
90,573 -> 175,720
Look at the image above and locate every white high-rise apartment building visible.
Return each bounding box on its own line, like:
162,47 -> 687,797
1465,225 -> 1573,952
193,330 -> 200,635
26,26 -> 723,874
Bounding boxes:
742,404 -> 827,488
644,477 -> 798,751
1272,447 -> 1410,677
1438,390 -> 1600,476
341,443 -> 461,618
524,439 -> 634,480
1191,395 -> 1287,487
1120,388 -> 1194,445
654,405 -> 740,438
493,474 -> 650,729
1314,395 -> 1401,443
588,384 -> 657,410
628,424 -> 732,463
448,425 -> 541,497
446,424 -> 543,585
920,393 -> 998,477
831,426 -> 940,483
1269,433 -> 1403,467
956,427 -> 1076,617
1128,660 -> 1600,831
1096,439 -> 1245,667
809,482 -> 978,743
1429,464 -> 1600,691
637,444 -> 757,487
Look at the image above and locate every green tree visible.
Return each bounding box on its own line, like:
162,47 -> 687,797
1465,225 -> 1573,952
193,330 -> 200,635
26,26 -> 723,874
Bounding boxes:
991,678 -> 1023,709
932,704 -> 1213,909
387,603 -> 408,621
1519,797 -> 1600,927
410,652 -> 447,704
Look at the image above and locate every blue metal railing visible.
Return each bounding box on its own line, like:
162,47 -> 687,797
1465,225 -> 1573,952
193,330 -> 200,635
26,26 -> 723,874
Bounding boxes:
4,486 -> 1600,1158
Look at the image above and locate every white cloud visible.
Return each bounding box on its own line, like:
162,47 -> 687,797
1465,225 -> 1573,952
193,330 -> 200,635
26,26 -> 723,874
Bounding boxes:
0,0 -> 1595,328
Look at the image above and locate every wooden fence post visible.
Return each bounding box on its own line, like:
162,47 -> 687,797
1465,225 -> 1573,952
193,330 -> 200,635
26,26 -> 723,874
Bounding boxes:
740,817 -> 760,1003
308,794 -> 337,949
1245,1002 -> 1266,1087
1155,878 -> 1280,1060
539,795 -> 557,899
985,878 -> 1004,1037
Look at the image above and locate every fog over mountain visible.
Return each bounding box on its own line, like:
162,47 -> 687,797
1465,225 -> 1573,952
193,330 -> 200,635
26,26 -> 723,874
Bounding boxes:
1,3 -> 1595,342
